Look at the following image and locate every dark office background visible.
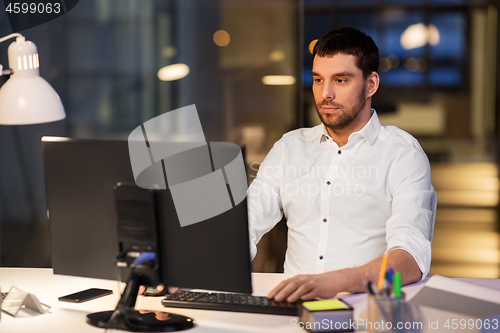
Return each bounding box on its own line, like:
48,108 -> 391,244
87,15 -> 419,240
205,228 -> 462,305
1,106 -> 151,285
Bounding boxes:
0,0 -> 499,279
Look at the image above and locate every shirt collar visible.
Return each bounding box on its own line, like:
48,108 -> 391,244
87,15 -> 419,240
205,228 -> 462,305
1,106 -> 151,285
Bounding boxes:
319,109 -> 381,146
319,126 -> 331,143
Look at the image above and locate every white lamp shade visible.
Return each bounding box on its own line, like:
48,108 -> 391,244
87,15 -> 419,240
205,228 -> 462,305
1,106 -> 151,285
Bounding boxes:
0,76 -> 65,125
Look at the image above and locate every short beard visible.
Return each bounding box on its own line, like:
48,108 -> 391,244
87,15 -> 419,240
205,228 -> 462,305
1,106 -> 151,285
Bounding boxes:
316,86 -> 366,130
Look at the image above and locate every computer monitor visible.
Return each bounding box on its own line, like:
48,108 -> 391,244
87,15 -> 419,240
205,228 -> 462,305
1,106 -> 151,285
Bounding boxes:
43,137 -> 134,281
42,137 -> 253,331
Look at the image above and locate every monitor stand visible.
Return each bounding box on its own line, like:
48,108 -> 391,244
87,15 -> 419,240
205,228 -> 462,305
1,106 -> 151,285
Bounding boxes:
86,269 -> 194,332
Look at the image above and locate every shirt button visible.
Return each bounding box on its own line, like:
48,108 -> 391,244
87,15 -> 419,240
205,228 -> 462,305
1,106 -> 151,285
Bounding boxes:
319,255 -> 324,260
323,218 -> 327,223
326,181 -> 331,185
338,150 -> 341,155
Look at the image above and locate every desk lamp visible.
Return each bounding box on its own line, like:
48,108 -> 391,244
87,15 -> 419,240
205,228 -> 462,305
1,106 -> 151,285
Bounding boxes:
0,33 -> 65,125
0,33 -> 64,319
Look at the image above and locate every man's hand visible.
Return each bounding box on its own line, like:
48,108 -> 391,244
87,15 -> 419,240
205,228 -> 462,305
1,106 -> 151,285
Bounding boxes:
267,249 -> 422,303
267,271 -> 347,303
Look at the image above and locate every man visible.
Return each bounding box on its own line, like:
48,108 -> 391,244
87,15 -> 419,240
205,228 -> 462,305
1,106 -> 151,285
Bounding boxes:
247,27 -> 435,303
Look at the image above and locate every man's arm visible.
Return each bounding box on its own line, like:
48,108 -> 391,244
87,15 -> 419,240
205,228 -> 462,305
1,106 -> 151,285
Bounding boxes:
247,141 -> 285,259
268,249 -> 421,302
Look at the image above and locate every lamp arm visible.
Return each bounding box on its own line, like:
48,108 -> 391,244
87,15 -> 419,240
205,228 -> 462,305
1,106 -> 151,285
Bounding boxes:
0,65 -> 13,76
0,33 -> 23,44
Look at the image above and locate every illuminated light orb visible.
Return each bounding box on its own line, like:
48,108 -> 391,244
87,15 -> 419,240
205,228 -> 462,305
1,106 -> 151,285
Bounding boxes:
213,30 -> 230,47
428,24 -> 440,46
388,54 -> 400,69
157,63 -> 190,81
401,23 -> 441,50
309,39 -> 318,54
379,57 -> 392,72
401,23 -> 428,50
270,50 -> 285,62
262,75 -> 296,85
162,46 -> 177,58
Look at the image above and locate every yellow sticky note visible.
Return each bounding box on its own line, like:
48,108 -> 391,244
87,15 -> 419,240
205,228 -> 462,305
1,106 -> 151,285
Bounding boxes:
303,299 -> 349,311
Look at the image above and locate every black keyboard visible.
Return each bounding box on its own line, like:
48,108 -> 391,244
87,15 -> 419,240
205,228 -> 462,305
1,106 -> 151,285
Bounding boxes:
161,290 -> 298,316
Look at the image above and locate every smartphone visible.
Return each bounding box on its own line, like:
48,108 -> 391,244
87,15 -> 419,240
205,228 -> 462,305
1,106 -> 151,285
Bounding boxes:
58,288 -> 113,303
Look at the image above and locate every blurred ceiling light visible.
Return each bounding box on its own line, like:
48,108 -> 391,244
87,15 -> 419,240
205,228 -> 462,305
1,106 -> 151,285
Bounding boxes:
262,75 -> 296,85
401,23 -> 427,49
161,46 -> 177,58
157,63 -> 189,81
388,54 -> 400,69
404,57 -> 428,72
404,57 -> 420,72
269,50 -> 285,62
213,30 -> 230,47
309,39 -> 318,54
379,54 -> 400,72
427,24 -> 440,46
400,23 -> 440,50
379,57 -> 392,72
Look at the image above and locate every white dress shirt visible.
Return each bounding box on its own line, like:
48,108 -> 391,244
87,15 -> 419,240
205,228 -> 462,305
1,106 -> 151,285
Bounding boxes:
247,110 -> 435,280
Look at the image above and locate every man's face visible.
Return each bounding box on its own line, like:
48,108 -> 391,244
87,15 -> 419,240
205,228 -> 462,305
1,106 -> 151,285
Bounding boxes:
311,54 -> 368,131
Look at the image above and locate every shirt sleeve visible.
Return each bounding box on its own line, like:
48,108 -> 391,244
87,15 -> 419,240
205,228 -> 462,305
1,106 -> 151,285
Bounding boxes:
386,145 -> 435,281
247,141 -> 285,260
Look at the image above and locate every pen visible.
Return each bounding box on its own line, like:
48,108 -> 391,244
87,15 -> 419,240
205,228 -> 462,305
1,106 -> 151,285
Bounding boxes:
377,253 -> 388,291
366,281 -> 375,295
386,268 -> 394,285
393,272 -> 402,297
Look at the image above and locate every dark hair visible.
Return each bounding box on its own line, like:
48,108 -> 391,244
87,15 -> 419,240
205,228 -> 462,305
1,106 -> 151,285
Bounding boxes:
312,27 -> 379,78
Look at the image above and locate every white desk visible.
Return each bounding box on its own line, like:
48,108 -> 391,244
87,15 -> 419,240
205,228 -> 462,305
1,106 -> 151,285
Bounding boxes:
1,268 -> 500,333
0,268 -> 300,333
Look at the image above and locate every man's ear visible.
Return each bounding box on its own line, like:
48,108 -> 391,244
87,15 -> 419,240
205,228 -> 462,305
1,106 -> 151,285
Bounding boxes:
366,71 -> 380,98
